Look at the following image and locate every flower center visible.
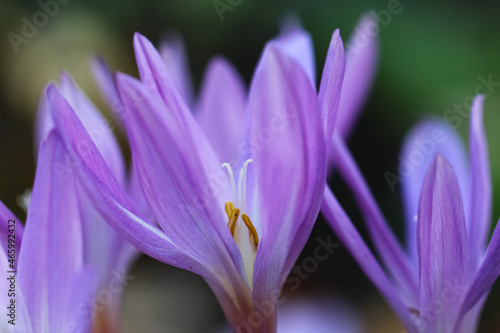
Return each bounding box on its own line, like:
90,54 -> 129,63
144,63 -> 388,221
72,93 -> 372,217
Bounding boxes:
222,159 -> 258,288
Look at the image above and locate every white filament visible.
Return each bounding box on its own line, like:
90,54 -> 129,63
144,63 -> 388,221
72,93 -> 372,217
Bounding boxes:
222,159 -> 253,212
222,163 -> 237,204
222,159 -> 256,289
237,159 -> 253,215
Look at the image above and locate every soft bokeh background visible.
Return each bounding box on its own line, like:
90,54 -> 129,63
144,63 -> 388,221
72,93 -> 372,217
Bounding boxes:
1,0 -> 500,332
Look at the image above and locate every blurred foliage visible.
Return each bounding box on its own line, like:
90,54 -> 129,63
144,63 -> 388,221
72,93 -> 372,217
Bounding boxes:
1,0 -> 500,331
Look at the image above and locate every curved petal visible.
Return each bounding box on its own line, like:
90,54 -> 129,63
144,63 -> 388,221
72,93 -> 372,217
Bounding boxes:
159,33 -> 194,106
0,246 -> 32,332
134,32 -> 187,119
322,187 -> 415,332
47,84 -> 207,278
117,73 -> 253,327
62,266 -> 99,333
401,119 -> 469,263
116,72 -> 247,282
468,95 -> 491,262
77,181 -> 136,286
18,131 -> 84,333
337,13 -> 379,139
459,216 -> 500,317
34,92 -> 53,154
318,29 -> 345,146
196,57 -> 247,163
90,56 -> 126,129
417,154 -> 470,333
333,135 -> 418,302
133,33 -> 224,190
274,27 -> 316,84
0,201 -> 22,254
58,73 -> 125,183
248,44 -> 325,331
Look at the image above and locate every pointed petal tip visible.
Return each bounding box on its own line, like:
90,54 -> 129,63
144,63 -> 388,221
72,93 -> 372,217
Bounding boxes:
332,28 -> 343,43
89,53 -> 106,68
472,94 -> 485,116
133,31 -> 145,41
434,151 -> 446,163
115,71 -> 142,96
206,55 -> 233,72
59,70 -> 71,82
133,32 -> 154,50
430,152 -> 454,177
45,83 -> 60,103
359,11 -> 379,27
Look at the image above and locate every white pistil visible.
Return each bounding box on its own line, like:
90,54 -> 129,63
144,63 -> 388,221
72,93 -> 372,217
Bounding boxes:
237,159 -> 253,215
222,162 -> 237,204
222,159 -> 258,288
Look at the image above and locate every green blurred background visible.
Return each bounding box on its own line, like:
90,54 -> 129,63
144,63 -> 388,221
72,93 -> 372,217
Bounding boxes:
1,0 -> 500,332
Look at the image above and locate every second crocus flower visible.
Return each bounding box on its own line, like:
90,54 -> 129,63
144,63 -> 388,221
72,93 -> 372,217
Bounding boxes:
322,95 -> 500,333
49,25 -> 345,333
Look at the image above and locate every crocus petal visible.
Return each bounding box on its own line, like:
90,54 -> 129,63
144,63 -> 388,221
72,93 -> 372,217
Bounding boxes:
49,84 -> 249,326
333,135 -> 418,303
196,57 -> 247,163
77,181 -> 135,285
459,216 -> 500,316
133,33 -> 224,182
134,32 -> 187,118
318,29 -> 345,145
58,73 -> 134,278
417,153 -> 470,332
117,73 -> 254,329
336,13 -> 379,139
0,246 -> 32,332
18,131 -> 84,333
47,84 -> 206,278
274,27 -> 316,84
401,120 -> 469,263
160,33 -> 194,105
34,92 -> 53,153
58,73 -> 125,183
322,187 -> 415,332
90,56 -> 126,128
0,200 -> 22,254
62,266 -> 98,333
468,95 -> 491,262
116,73 -> 247,285
248,44 -> 325,331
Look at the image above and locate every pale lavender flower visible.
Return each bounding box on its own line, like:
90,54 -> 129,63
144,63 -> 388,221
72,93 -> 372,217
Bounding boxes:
322,95 -> 500,333
47,23 -> 345,333
0,131 -> 96,333
36,73 -> 138,332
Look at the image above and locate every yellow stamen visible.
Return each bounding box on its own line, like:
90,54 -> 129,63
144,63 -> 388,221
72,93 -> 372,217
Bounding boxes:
222,159 -> 258,289
225,201 -> 234,219
226,202 -> 239,237
242,214 -> 259,249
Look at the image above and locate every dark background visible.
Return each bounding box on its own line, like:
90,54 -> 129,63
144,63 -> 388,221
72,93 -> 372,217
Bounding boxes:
1,0 -> 500,332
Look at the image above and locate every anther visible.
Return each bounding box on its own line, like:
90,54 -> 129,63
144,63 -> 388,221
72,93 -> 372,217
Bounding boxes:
242,214 -> 259,249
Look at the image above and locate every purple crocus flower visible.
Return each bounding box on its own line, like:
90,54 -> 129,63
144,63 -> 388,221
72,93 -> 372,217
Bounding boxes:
47,21 -> 345,331
0,131 -> 96,333
322,94 -> 500,333
36,74 -> 139,333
